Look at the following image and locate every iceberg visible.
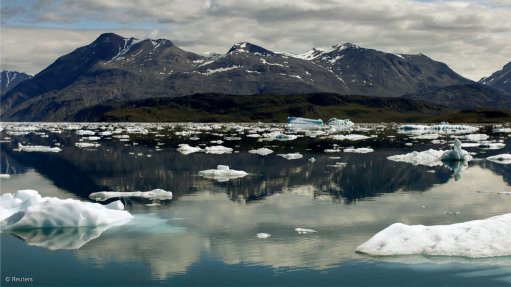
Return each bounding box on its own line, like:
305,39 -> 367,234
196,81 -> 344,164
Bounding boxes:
248,148 -> 274,156
277,153 -> 303,160
274,133 -> 298,141
441,139 -> 472,161
326,118 -> 354,131
257,233 -> 271,239
398,124 -> 478,134
0,190 -> 133,229
177,144 -> 204,155
486,154 -> 511,164
287,117 -> 324,130
16,143 -> 61,153
387,149 -> 445,167
295,228 -> 317,234
356,213 -> 511,258
343,147 -> 374,153
331,134 -> 369,141
205,145 -> 233,154
198,165 -> 248,182
75,142 -> 101,148
0,174 -> 11,179
89,189 -> 173,202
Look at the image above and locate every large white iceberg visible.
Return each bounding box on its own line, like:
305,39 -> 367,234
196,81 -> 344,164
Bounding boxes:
89,189 -> 173,202
326,118 -> 354,131
0,190 -> 133,229
198,165 -> 248,182
387,149 -> 445,167
356,213 -> 511,258
287,117 -> 324,130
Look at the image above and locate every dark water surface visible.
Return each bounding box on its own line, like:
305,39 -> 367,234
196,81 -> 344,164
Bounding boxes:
1,122 -> 510,286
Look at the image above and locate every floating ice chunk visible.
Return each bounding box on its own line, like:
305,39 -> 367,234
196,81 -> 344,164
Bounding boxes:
327,162 -> 347,168
198,165 -> 248,182
399,124 -> 478,135
177,144 -> 204,155
205,145 -> 233,154
0,174 -> 11,179
248,148 -> 274,156
84,136 -> 101,141
343,147 -> 373,153
486,154 -> 511,164
75,142 -> 101,148
493,127 -> 511,133
0,190 -> 133,229
89,189 -> 173,202
295,228 -> 317,234
464,134 -> 489,141
76,130 -> 95,135
277,153 -> 303,160
412,133 -> 439,140
309,157 -> 316,163
331,134 -> 369,141
387,149 -> 445,167
326,118 -> 354,131
479,142 -> 506,150
441,139 -> 472,161
356,213 -> 511,258
16,143 -> 61,153
257,233 -> 271,239
287,117 -> 324,130
324,148 -> 342,153
275,133 -> 298,141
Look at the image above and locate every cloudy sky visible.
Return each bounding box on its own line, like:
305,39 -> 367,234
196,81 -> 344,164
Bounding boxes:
1,0 -> 510,80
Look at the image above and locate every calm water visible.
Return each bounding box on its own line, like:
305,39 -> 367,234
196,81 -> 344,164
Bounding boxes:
1,122 -> 511,286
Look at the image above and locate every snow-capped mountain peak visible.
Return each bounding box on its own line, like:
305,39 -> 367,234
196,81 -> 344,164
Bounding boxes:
227,42 -> 274,56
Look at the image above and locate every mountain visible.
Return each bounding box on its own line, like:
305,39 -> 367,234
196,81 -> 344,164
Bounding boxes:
0,70 -> 32,95
403,83 -> 510,110
479,61 -> 511,93
303,43 -> 472,97
0,32 -> 502,121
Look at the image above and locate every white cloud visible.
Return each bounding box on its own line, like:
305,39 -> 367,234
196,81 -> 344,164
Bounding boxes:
1,0 -> 510,79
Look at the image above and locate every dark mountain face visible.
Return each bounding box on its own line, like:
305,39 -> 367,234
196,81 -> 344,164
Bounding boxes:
479,61 -> 511,93
0,71 -> 32,95
0,33 -> 499,121
403,83 -> 510,110
309,43 -> 471,97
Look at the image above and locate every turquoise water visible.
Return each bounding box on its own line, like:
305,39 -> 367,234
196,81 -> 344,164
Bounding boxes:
1,123 -> 510,286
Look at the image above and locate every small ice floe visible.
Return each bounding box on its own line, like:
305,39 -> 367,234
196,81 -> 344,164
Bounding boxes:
210,140 -> 224,144
486,154 -> 511,164
0,190 -> 133,229
75,142 -> 101,148
398,123 -> 478,135
412,133 -> 439,140
177,144 -> 204,155
75,130 -> 95,136
324,148 -> 342,153
89,189 -> 173,202
463,133 -> 489,141
356,212 -> 511,258
16,143 -> 61,153
248,148 -> 274,156
198,165 -> 248,182
441,139 -> 472,161
387,149 -> 445,167
405,143 -> 413,146
309,157 -> 316,163
0,174 -> 11,179
277,153 -> 303,160
295,228 -> 317,234
84,136 -> 101,141
343,147 -> 374,153
326,118 -> 354,131
493,127 -> 511,133
327,162 -> 347,168
479,142 -> 506,150
275,133 -> 298,141
205,145 -> 233,154
331,134 -> 369,141
257,233 -> 271,239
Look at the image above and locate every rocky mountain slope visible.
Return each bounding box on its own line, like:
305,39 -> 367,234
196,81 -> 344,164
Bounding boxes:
1,33 -> 507,121
479,61 -> 511,93
0,70 -> 32,95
